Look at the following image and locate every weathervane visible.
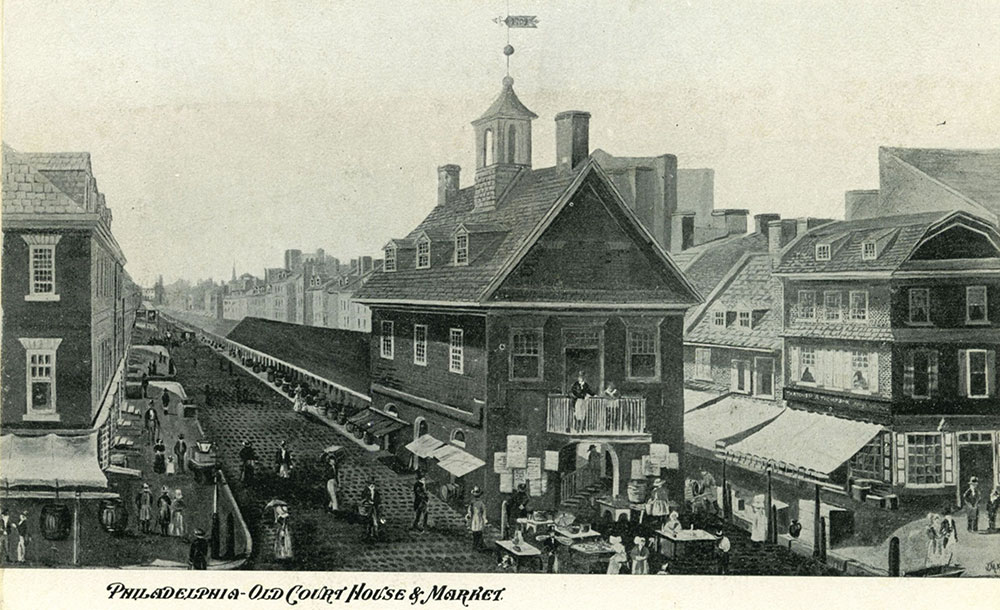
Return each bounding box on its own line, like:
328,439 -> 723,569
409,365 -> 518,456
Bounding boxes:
493,2 -> 539,76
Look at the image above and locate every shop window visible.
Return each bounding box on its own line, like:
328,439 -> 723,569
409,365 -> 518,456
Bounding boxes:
906,434 -> 943,485
850,436 -> 885,481
799,348 -> 817,383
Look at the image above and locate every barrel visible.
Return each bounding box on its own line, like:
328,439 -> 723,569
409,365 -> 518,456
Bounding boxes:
99,499 -> 128,534
41,504 -> 71,540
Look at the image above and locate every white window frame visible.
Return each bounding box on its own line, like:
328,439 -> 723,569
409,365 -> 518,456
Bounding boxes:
905,433 -> 945,488
449,328 -> 464,374
454,231 -> 469,266
509,328 -> 543,381
416,237 -> 431,269
848,290 -> 869,322
799,347 -> 818,386
23,234 -> 62,302
413,324 -> 428,366
380,320 -> 394,359
823,291 -> 842,322
966,286 -> 988,325
798,290 -> 816,320
815,244 -> 831,261
908,288 -> 930,325
738,311 -> 751,329
862,241 -> 877,261
694,348 -> 712,381
19,337 -> 62,422
966,349 -> 989,399
713,311 -> 725,327
626,326 -> 660,381
384,245 -> 397,272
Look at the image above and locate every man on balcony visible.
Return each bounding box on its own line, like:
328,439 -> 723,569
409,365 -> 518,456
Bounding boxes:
570,371 -> 597,433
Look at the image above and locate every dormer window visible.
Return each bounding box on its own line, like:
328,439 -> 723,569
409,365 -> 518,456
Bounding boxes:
416,237 -> 430,269
455,232 -> 469,266
384,245 -> 397,272
862,241 -> 877,261
815,244 -> 831,261
738,311 -> 751,329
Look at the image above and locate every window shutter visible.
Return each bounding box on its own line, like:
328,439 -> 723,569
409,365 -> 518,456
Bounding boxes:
957,350 -> 968,397
988,350 -> 997,397
869,351 -> 879,393
903,351 -> 915,397
730,361 -> 739,391
928,351 -> 939,395
789,346 -> 800,382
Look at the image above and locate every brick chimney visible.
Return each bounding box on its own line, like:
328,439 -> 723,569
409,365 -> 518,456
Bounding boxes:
754,213 -> 780,234
437,165 -> 460,206
555,111 -> 591,174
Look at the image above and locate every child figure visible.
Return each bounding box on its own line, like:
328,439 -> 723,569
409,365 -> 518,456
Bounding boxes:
166,455 -> 176,475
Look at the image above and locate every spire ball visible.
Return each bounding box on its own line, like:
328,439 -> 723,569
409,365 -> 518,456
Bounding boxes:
502,75 -> 514,88
503,44 -> 515,56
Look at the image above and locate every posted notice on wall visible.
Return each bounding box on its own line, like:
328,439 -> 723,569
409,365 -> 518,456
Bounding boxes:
505,435 -> 527,469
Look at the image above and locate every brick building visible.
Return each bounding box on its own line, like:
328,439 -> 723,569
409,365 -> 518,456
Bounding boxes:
356,78 -> 701,520
1,144 -> 139,561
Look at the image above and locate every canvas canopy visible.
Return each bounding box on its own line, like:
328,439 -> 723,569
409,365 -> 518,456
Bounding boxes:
0,433 -> 108,489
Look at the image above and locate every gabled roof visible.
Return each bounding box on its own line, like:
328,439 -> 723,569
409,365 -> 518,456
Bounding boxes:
473,76 -> 538,124
676,232 -> 770,306
357,158 -> 701,307
2,144 -> 89,216
774,211 -> 955,275
21,151 -> 92,172
884,147 -> 1000,217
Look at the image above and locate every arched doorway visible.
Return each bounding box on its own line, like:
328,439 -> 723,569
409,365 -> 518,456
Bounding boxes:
385,404 -> 399,418
557,442 -> 621,505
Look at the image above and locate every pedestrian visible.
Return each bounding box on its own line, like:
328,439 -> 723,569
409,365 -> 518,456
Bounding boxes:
275,441 -> 293,479
136,483 -> 154,534
0,509 -> 10,562
963,476 -> 982,532
156,486 -> 172,536
192,356 -> 197,369
656,562 -> 671,575
153,438 -> 167,474
360,477 -> 383,541
664,511 -> 682,535
170,489 -> 186,538
141,373 -> 149,399
507,483 -> 529,534
411,473 -> 429,532
325,455 -> 340,512
189,529 -> 209,570
228,361 -> 234,376
606,535 -> 627,574
988,485 -> 1000,531
14,511 -> 29,563
274,505 -> 294,560
168,358 -> 176,376
539,529 -> 559,573
645,477 -> 671,526
239,440 -> 257,485
144,404 -> 160,444
630,536 -> 650,574
939,513 -> 958,564
925,513 -> 941,562
161,390 -> 171,416
166,455 -> 176,475
173,434 -> 188,474
466,486 -> 487,551
716,529 -> 731,575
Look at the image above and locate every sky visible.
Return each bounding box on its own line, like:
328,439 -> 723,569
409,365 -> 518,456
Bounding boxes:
3,0 -> 999,286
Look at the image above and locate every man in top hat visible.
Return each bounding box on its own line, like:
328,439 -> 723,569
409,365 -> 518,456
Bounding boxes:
275,441 -> 293,479
240,440 -> 257,484
173,434 -> 188,474
963,476 -> 982,532
411,473 -> 429,532
136,483 -> 154,534
361,477 -> 382,541
466,486 -> 488,551
716,529 -> 732,575
189,528 -> 209,570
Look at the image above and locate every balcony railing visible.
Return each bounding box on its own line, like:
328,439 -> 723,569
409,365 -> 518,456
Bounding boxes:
546,395 -> 647,436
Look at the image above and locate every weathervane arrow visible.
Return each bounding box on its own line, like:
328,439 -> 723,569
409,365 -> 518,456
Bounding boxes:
494,15 -> 539,28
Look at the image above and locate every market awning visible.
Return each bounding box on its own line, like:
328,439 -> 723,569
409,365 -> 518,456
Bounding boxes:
722,409 -> 884,480
0,433 -> 108,489
436,449 -> 486,478
405,434 -> 444,458
347,408 -> 405,439
148,381 -> 188,400
685,396 -> 785,452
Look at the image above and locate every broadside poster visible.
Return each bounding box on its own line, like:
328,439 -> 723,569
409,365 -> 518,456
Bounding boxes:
493,451 -> 507,474
544,450 -> 560,471
649,443 -> 670,466
498,471 -> 513,493
526,457 -> 542,481
506,434 -> 528,469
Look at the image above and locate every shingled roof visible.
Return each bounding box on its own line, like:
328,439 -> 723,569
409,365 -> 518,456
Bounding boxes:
885,147 -> 1000,217
676,231 -> 770,310
2,144 -> 88,216
357,158 -> 701,306
773,211 -> 951,275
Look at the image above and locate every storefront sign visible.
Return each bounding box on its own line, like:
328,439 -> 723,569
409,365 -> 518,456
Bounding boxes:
783,388 -> 890,423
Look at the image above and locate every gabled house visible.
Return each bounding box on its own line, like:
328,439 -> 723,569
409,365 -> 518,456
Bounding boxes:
356,77 -> 701,518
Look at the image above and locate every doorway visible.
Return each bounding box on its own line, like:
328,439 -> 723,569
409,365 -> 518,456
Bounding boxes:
565,348 -> 602,394
731,360 -> 751,394
958,433 -> 994,494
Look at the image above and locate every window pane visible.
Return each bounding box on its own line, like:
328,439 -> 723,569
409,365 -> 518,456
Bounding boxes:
913,351 -> 929,397
631,354 -> 656,378
31,381 -> 52,410
628,329 -> 657,378
512,355 -> 539,379
969,351 -> 987,396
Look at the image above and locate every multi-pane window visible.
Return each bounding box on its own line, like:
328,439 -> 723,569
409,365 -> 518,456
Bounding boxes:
738,311 -> 751,329
510,329 -> 542,380
449,329 -> 464,374
824,292 -> 842,321
30,245 -> 55,295
455,233 -> 469,266
851,351 -> 870,390
380,321 -> 394,359
815,244 -> 831,261
713,311 -> 725,327
798,291 -> 816,320
416,238 -> 430,269
967,349 -> 989,398
966,286 -> 988,324
849,291 -> 868,322
800,348 -> 817,384
850,436 -> 884,480
29,351 -> 55,412
909,288 -> 930,324
694,348 -> 712,381
627,327 -> 658,379
912,350 -> 931,398
862,241 -> 877,261
906,434 -> 943,485
413,325 -> 427,366
384,246 -> 397,272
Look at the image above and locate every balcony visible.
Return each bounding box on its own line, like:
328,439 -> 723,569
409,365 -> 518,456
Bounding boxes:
546,395 -> 648,437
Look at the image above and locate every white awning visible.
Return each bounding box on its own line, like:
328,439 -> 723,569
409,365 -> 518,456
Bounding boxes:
436,449 -> 486,478
430,444 -> 464,462
148,381 -> 188,400
0,433 -> 108,489
685,396 -> 785,452
723,409 -> 884,480
404,434 -> 444,458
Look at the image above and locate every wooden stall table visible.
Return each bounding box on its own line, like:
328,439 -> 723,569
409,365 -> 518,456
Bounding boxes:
567,539 -> 616,574
596,497 -> 636,523
495,539 -> 543,572
655,528 -> 719,559
516,516 -> 554,536
553,526 -> 601,544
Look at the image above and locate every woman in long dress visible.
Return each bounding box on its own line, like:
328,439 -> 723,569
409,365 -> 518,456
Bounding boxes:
274,505 -> 293,560
630,536 -> 650,575
606,535 -> 627,574
153,439 -> 167,474
750,496 -> 767,543
646,478 -> 671,526
325,456 -> 340,512
170,489 -> 186,538
663,511 -> 682,535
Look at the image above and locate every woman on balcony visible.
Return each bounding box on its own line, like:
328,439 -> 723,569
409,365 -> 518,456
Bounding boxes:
570,371 -> 596,433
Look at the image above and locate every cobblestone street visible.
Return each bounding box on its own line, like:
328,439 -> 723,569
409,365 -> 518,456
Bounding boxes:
171,337 -> 501,572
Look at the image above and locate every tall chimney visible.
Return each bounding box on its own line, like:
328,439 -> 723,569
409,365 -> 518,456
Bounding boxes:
754,213 -> 780,234
437,164 -> 461,206
555,111 -> 591,174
